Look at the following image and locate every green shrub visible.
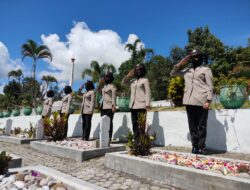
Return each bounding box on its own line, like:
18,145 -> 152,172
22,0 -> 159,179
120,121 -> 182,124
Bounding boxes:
0,151 -> 12,175
27,123 -> 36,138
127,113 -> 156,156
168,76 -> 184,107
43,112 -> 67,141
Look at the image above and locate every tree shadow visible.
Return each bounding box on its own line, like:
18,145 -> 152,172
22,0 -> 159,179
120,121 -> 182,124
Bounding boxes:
113,115 -> 131,142
150,112 -> 165,146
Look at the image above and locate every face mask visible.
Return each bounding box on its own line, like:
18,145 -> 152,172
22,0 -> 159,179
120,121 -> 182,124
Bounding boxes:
104,77 -> 111,84
135,69 -> 142,78
64,86 -> 72,94
192,56 -> 202,67
85,81 -> 94,91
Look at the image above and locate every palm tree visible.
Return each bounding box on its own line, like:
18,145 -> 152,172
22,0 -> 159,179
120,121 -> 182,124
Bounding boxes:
101,63 -> 116,75
21,40 -> 52,114
8,69 -> 23,83
41,75 -> 58,92
125,39 -> 141,65
82,60 -> 102,83
125,38 -> 154,66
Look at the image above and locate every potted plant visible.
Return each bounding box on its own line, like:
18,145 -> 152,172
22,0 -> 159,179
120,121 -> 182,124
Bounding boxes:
12,107 -> 21,117
214,75 -> 248,109
3,110 -> 11,117
117,95 -> 130,112
22,100 -> 32,116
168,76 -> 184,107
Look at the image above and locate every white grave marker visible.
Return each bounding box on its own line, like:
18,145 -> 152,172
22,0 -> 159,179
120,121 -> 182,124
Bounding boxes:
5,119 -> 12,135
36,119 -> 44,139
99,115 -> 110,148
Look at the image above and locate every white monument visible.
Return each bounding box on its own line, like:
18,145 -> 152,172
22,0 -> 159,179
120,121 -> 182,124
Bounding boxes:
36,119 -> 44,139
99,115 -> 110,148
5,119 -> 12,135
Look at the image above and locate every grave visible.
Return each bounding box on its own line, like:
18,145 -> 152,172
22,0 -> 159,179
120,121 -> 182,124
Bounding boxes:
0,150 -> 22,168
30,139 -> 125,161
105,150 -> 250,190
30,115 -> 125,161
8,153 -> 22,169
0,135 -> 43,144
0,118 -> 44,144
1,165 -> 106,190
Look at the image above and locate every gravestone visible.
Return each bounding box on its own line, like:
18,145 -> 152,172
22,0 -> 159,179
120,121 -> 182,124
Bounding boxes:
36,118 -> 44,139
99,115 -> 110,148
5,119 -> 12,135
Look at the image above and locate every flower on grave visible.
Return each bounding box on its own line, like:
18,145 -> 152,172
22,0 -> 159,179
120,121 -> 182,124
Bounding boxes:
149,151 -> 250,176
31,170 -> 38,177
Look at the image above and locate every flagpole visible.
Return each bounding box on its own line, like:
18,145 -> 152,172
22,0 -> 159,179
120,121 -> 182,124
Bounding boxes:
69,58 -> 75,87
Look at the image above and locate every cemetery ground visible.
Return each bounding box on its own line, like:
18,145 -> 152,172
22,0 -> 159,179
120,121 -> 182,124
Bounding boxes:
1,141 -> 250,190
0,141 -> 176,190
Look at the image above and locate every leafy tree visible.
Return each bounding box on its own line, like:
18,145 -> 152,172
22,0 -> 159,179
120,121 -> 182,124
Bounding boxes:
3,80 -> 22,107
147,55 -> 173,100
101,63 -> 117,75
185,26 -> 225,64
82,60 -> 102,83
169,46 -> 186,65
125,38 -> 154,67
209,47 -> 238,77
41,75 -> 58,92
21,40 -> 52,112
8,69 -> 23,83
21,77 -> 41,106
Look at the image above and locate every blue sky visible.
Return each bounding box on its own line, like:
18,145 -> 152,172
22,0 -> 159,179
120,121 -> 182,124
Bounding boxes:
0,0 -> 250,91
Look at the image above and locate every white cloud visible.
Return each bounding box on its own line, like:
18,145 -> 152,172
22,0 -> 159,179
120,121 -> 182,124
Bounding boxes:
0,42 -> 23,79
40,21 -> 140,82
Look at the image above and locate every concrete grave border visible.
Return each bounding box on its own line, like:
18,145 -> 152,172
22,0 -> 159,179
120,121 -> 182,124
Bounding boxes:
105,151 -> 250,190
0,135 -> 42,144
0,150 -> 22,168
9,165 -> 106,190
8,153 -> 22,168
30,140 -> 126,161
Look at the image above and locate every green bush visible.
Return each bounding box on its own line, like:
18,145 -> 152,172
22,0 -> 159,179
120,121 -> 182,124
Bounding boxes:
127,113 -> 156,156
43,112 -> 67,141
168,76 -> 184,107
0,151 -> 12,175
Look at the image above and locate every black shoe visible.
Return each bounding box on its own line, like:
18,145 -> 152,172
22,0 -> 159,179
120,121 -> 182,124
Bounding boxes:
192,147 -> 200,154
200,148 -> 208,155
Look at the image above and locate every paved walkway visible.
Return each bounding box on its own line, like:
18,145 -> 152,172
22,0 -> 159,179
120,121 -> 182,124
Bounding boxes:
0,142 -> 177,190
